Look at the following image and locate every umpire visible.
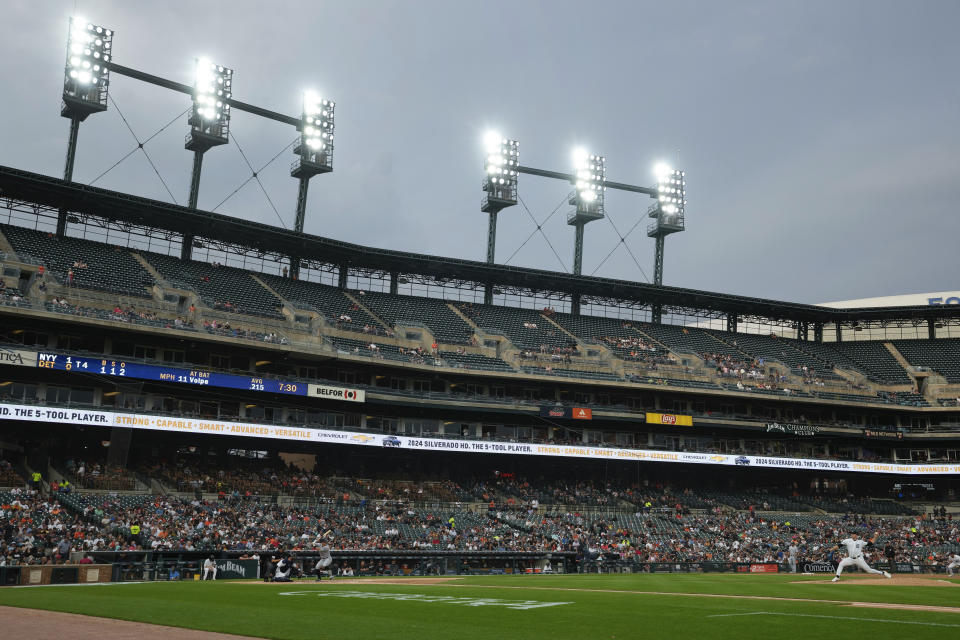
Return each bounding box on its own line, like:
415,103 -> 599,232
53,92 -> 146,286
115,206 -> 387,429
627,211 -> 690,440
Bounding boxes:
883,541 -> 897,574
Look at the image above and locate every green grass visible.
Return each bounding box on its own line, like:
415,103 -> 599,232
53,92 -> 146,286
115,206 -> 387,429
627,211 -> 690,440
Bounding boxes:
1,574 -> 958,639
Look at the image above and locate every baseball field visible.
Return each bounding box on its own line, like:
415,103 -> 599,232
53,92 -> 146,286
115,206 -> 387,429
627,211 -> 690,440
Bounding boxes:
0,573 -> 958,639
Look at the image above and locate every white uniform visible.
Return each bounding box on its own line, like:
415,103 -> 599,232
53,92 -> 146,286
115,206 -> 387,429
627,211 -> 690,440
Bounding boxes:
833,538 -> 888,580
947,554 -> 960,576
274,559 -> 292,581
202,558 -> 217,580
787,545 -> 799,573
315,545 -> 333,578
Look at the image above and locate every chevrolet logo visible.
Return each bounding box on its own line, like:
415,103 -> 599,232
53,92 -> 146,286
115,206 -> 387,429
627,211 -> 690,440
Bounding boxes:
351,435 -> 375,443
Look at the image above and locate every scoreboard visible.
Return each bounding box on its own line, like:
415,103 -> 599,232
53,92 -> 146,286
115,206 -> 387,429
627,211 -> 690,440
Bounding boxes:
37,352 -> 307,395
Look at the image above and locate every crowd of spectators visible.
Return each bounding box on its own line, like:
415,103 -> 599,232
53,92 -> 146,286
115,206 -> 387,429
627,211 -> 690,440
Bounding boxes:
202,319 -> 287,344
2,477 -> 956,567
703,352 -> 770,382
61,457 -> 138,491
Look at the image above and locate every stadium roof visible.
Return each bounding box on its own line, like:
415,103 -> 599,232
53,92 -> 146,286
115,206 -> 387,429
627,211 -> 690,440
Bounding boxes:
2,164 -> 958,328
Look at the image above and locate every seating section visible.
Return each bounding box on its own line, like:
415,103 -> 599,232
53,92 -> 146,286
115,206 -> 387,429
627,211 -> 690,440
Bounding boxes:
439,351 -> 514,372
457,303 -> 576,352
521,366 -> 622,382
551,314 -> 672,363
329,336 -> 437,366
1,225 -> 154,298
44,300 -> 192,331
706,331 -> 841,379
894,338 -> 960,382
1,222 -> 954,396
637,323 -> 740,356
143,252 -> 282,318
0,286 -> 29,308
831,341 -> 912,384
361,291 -> 475,345
259,274 -> 381,329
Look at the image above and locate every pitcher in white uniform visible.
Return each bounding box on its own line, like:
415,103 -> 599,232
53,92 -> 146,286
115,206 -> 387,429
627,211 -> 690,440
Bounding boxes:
830,532 -> 892,582
947,553 -> 960,577
787,542 -> 799,573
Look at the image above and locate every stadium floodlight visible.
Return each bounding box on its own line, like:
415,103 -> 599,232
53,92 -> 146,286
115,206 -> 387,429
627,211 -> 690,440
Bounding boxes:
567,147 -> 606,276
480,131 -> 519,271
62,16 -> 113,120
186,57 -> 232,151
649,162 -> 686,230
648,162 -> 687,288
290,90 -> 336,240
481,131 -> 519,213
292,90 -> 335,177
570,148 -> 605,214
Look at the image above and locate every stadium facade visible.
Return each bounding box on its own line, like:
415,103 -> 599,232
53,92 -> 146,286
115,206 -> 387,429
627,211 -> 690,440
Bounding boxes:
0,163 -> 958,581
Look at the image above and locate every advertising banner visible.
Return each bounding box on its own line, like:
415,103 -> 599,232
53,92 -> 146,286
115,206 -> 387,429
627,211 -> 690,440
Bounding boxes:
748,563 -> 780,573
645,412 -> 693,426
214,559 -> 259,580
0,402 -> 957,476
307,384 -> 365,403
766,422 -> 821,436
863,429 -> 904,440
0,348 -> 36,368
539,407 -> 593,420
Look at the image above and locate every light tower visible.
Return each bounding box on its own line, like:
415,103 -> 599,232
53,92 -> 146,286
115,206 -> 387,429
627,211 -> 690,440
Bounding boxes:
183,58 -> 233,259
567,148 -> 605,276
289,91 -> 335,279
647,163 -> 686,286
58,16 -> 114,235
480,132 -> 519,264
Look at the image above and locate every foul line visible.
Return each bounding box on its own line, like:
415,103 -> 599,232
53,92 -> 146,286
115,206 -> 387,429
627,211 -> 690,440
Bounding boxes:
706,612 -> 960,628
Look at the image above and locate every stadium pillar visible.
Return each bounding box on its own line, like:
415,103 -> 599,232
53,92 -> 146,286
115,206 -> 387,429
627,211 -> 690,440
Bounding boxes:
572,222 -> 585,276
338,264 -> 348,289
389,272 -> 398,295
484,284 -> 493,305
836,323 -> 843,343
928,318 -> 936,339
486,211 -> 498,264
571,293 -> 581,316
726,313 -> 738,333
814,322 -> 823,343
652,235 -> 666,286
287,176 -> 312,281
294,176 -> 310,233
56,116 -> 82,237
651,303 -> 662,324
182,150 -> 205,261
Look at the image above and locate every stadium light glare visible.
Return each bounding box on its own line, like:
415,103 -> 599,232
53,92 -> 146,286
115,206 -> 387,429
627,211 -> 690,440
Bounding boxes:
62,16 -> 113,117
654,164 -> 686,219
572,148 -> 605,209
482,133 -> 519,199
293,90 -> 335,172
187,57 -> 232,148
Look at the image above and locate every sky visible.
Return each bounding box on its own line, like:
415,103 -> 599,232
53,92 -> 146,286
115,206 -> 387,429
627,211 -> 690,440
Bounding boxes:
1,0 -> 958,304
